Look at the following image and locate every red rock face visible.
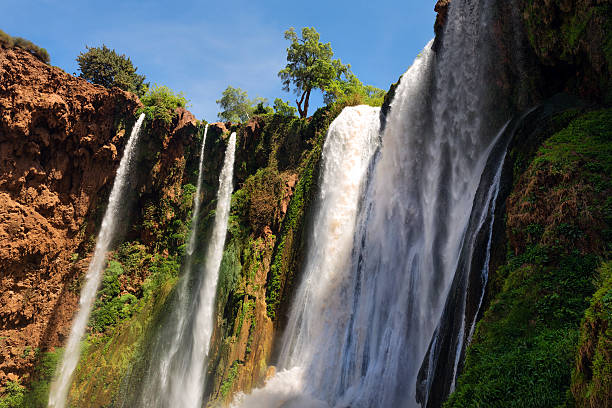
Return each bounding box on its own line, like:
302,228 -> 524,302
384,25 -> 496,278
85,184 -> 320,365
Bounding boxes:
0,45 -> 140,387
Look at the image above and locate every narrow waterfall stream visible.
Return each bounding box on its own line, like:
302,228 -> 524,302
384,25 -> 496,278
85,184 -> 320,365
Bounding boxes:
135,124 -> 210,407
135,131 -> 236,408
48,113 -> 146,408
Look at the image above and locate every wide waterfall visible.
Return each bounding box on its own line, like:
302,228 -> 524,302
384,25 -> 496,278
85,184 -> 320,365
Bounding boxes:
135,131 -> 236,408
48,113 -> 146,408
234,0 -> 509,405
232,105 -> 380,408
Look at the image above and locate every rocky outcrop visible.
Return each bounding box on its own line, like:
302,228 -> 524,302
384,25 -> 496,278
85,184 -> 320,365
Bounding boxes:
519,0 -> 612,102
0,45 -> 140,388
0,44 -> 201,396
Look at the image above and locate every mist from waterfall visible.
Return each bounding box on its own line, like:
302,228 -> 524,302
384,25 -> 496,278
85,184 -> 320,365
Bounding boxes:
48,113 -> 146,408
135,131 -> 236,408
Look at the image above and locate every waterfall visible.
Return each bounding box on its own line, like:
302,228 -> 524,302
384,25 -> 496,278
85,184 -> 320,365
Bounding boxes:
48,113 -> 145,408
134,125 -> 210,407
234,0 -> 509,404
178,130 -> 235,407
232,106 -> 380,407
135,131 -> 236,408
188,124 -> 210,256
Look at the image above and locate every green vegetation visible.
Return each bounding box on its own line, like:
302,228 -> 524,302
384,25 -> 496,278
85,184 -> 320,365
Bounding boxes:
0,348 -> 62,408
571,261 -> 612,407
77,45 -> 148,97
216,86 -> 269,122
220,361 -> 241,398
324,73 -> 385,107
0,29 -> 49,63
138,84 -> 188,123
273,98 -> 297,117
279,27 -> 350,118
446,109 -> 612,407
0,381 -> 25,408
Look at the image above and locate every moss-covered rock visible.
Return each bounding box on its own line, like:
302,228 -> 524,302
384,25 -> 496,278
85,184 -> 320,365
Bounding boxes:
520,0 -> 612,102
571,261 -> 612,407
446,108 -> 612,407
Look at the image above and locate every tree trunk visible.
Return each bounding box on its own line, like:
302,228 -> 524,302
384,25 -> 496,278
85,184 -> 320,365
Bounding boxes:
303,88 -> 311,118
296,88 -> 311,119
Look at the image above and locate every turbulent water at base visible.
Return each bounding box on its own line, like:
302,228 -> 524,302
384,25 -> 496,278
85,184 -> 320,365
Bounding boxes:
235,0 -> 508,406
48,114 -> 145,408
135,131 -> 236,408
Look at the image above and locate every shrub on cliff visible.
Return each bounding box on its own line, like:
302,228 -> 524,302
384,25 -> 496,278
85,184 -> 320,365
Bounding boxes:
324,74 -> 385,108
139,84 -> 188,124
273,98 -> 297,117
0,29 -> 50,63
216,86 -> 269,122
77,45 -> 147,97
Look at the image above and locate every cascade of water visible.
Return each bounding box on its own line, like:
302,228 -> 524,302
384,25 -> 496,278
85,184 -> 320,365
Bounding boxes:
48,113 -> 145,408
232,105 -> 381,407
188,124 -> 210,256
136,131 -> 236,408
235,0 -> 507,402
415,121 -> 513,407
134,125 -> 210,407
177,131 -> 236,407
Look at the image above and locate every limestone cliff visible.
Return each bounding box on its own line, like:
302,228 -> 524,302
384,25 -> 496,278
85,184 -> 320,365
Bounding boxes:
0,44 -> 201,405
0,44 -> 139,387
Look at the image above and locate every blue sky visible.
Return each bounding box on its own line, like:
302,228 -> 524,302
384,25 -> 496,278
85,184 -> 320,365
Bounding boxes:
1,0 -> 436,121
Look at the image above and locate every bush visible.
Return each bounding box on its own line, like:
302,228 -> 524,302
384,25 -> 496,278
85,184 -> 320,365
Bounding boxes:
0,381 -> 25,408
138,85 -> 188,124
0,29 -> 50,63
77,45 -> 147,97
273,98 -> 297,117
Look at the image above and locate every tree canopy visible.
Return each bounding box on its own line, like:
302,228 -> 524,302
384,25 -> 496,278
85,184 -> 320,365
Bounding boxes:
216,86 -> 269,122
323,73 -> 386,107
77,45 -> 147,97
139,85 -> 188,124
278,27 -> 350,118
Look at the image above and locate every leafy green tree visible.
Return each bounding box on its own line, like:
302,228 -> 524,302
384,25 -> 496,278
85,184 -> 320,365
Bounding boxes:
278,27 -> 350,118
273,98 -> 297,117
253,101 -> 273,115
139,85 -> 188,123
216,86 -> 270,122
324,73 -> 386,107
77,45 -> 147,97
216,86 -> 251,122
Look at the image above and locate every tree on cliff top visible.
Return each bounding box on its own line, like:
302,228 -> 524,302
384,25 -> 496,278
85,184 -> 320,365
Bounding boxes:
77,45 -> 147,97
279,27 -> 350,118
216,86 -> 269,122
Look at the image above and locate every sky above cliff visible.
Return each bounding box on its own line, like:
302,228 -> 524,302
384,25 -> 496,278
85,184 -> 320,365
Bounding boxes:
1,0 -> 436,121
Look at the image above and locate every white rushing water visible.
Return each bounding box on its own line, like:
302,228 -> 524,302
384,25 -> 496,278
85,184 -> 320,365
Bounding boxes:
178,131 -> 236,407
135,125 -> 210,407
233,106 -> 380,407
188,124 -> 210,256
235,0 -> 505,400
136,131 -> 236,408
48,113 -> 145,408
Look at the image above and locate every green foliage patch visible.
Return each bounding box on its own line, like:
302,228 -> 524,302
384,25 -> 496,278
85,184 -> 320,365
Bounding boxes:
139,85 -> 188,124
447,109 -> 612,407
571,261 -> 612,407
77,45 -> 147,97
